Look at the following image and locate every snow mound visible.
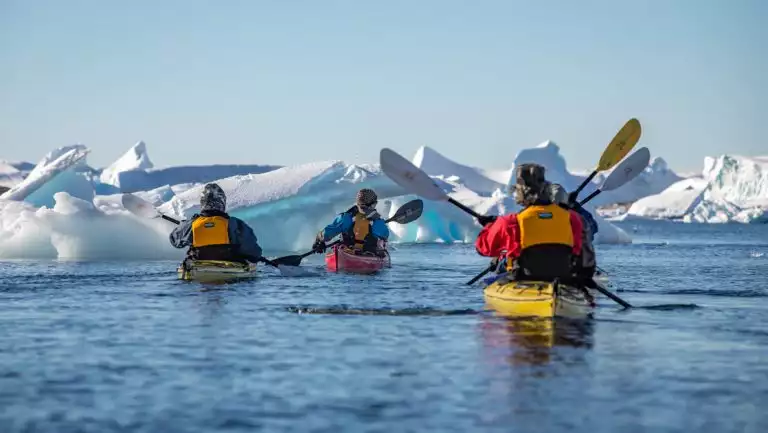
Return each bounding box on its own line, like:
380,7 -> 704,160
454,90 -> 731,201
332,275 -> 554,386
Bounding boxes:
625,155 -> 768,223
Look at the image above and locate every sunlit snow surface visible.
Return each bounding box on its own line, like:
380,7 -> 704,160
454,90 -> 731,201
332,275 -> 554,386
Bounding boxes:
1,140 -> 764,259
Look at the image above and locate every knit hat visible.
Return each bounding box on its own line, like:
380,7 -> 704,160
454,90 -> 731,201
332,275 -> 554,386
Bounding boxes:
356,188 -> 378,207
200,183 -> 227,212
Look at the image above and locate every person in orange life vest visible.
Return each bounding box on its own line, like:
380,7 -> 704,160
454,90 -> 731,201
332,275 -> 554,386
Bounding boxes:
475,164 -> 583,280
169,183 -> 263,264
313,188 -> 390,255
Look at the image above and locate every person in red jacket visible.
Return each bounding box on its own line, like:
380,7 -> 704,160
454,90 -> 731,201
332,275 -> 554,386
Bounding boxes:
475,163 -> 583,281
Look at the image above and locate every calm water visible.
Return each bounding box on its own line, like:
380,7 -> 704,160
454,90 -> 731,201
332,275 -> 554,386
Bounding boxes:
1,221 -> 767,433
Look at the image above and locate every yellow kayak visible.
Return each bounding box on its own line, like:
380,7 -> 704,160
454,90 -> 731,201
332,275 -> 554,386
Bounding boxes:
177,259 -> 257,283
483,278 -> 595,319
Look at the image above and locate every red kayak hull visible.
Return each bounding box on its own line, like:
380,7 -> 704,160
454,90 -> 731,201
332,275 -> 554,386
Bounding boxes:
325,245 -> 391,274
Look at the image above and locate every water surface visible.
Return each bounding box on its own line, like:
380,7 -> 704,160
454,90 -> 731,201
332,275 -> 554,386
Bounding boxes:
1,221 -> 767,432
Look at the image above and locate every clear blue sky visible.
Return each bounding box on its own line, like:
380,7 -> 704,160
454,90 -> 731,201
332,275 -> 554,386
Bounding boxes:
1,0 -> 766,172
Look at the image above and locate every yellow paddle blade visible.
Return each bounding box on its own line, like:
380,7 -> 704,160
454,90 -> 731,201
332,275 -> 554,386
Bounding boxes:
597,118 -> 642,171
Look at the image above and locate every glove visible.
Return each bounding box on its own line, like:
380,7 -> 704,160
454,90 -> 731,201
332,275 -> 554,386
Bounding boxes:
312,239 -> 326,253
477,215 -> 497,226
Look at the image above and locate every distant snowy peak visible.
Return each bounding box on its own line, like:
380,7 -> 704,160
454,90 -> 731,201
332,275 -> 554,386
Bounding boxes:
99,141 -> 154,187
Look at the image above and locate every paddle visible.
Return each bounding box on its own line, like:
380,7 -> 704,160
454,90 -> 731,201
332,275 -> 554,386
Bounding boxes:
466,261 -> 498,285
380,148 -> 483,218
271,199 -> 424,267
591,280 -> 633,309
577,147 -> 651,206
120,193 -> 286,271
121,193 -> 181,224
570,118 -> 642,200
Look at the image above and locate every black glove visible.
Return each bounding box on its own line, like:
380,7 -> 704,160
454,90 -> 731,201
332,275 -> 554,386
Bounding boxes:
312,239 -> 326,253
477,215 -> 497,226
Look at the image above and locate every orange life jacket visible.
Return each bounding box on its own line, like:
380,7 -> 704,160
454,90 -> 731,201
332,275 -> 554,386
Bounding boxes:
190,214 -> 240,262
506,204 -> 575,278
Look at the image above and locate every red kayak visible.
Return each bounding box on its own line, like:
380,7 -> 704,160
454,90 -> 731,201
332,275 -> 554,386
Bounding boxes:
325,244 -> 391,274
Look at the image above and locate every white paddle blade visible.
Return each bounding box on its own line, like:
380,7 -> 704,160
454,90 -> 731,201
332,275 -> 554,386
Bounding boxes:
379,148 -> 448,201
121,193 -> 160,219
601,147 -> 651,192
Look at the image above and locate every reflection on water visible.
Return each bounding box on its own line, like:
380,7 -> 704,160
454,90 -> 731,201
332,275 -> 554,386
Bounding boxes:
479,315 -> 594,367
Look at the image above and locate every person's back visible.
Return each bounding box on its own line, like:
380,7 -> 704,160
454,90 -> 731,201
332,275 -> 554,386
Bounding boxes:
314,188 -> 389,255
549,183 -> 598,278
475,164 -> 582,281
169,183 -> 262,264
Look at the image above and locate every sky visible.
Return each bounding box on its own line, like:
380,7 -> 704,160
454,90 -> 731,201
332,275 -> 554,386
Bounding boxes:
1,0 -> 766,173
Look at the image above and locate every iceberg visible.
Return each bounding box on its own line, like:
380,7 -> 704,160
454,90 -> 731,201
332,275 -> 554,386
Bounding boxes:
95,141 -> 281,194
0,192 -> 178,260
0,139 -> 643,260
0,145 -> 93,207
625,155 -> 768,223
98,141 -> 155,188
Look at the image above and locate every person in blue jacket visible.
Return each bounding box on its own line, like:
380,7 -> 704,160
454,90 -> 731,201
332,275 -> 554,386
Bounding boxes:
313,188 -> 390,255
170,183 -> 263,264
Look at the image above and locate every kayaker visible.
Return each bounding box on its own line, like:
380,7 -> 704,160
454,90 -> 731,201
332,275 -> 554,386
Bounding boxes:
169,183 -> 263,264
475,164 -> 583,281
313,188 -> 390,255
548,183 -> 598,279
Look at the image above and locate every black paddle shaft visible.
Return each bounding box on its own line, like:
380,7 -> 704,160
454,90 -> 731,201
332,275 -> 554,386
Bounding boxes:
578,189 -> 602,207
466,263 -> 495,285
448,198 -> 482,219
162,215 -> 181,224
572,171 -> 598,200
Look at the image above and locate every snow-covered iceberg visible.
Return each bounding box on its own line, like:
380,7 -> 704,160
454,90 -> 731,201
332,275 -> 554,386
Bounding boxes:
0,192 -> 176,260
98,141 -> 155,188
95,141 -> 281,194
0,145 -> 93,208
0,138 -> 676,260
624,155 -> 768,223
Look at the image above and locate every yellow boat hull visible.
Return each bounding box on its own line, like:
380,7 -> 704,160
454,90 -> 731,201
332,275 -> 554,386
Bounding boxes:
177,260 -> 257,283
483,279 -> 594,319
